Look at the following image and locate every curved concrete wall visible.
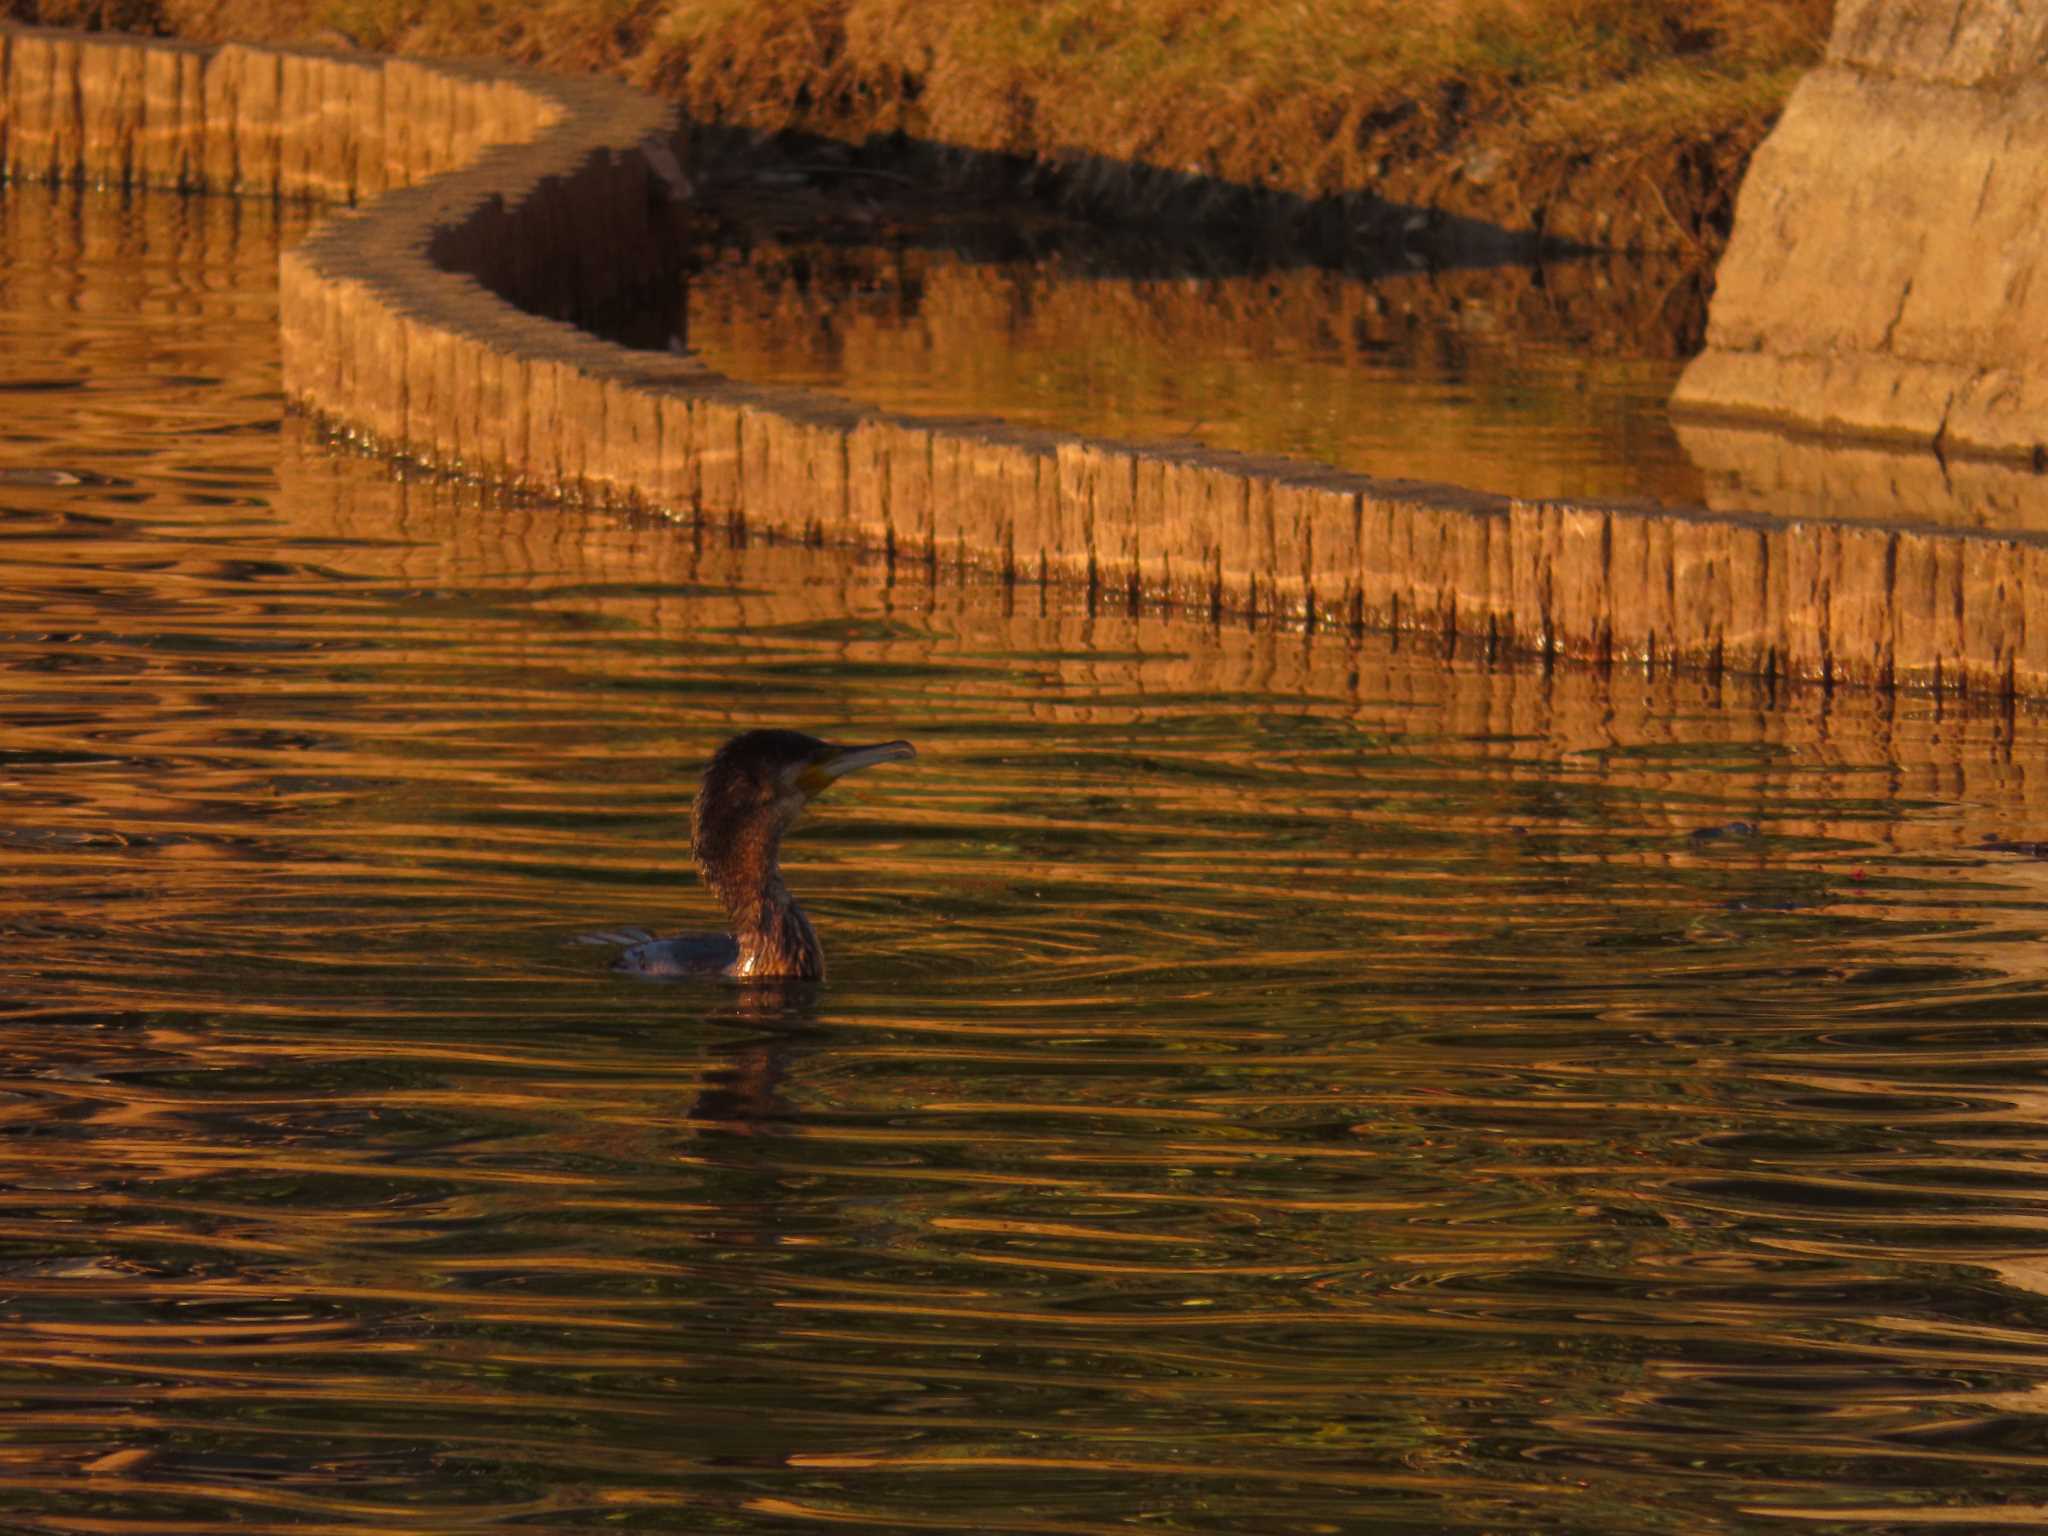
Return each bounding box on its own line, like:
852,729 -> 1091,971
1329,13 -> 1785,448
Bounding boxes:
12,21 -> 2048,700
1673,0 -> 2048,459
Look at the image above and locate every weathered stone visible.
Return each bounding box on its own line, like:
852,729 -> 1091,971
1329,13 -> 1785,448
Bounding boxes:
78,38 -> 143,186
1263,470 -> 1359,627
1506,501 -> 1556,652
1062,440 -> 1134,593
691,387 -> 747,525
1549,504 -> 1611,661
1776,525 -> 1829,683
1959,536 -> 2024,694
554,364 -> 606,496
1830,525 -> 1898,687
645,390 -> 696,516
8,32 -> 72,182
2016,543 -> 2048,695
138,42 -> 204,189
739,396 -> 854,541
1674,1 -> 2048,459
1135,448 -> 1238,610
352,281 -> 411,448
938,429 -> 1049,577
593,372 -> 660,506
225,44 -> 281,193
846,418 -> 898,550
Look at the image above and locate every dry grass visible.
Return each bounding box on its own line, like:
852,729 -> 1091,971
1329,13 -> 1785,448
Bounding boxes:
619,0 -> 1832,218
1,0 -> 1833,246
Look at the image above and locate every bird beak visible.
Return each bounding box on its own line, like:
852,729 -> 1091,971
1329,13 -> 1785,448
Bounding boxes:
797,739 -> 916,797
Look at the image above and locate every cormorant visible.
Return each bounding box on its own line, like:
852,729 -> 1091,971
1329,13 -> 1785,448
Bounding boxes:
612,729 -> 915,982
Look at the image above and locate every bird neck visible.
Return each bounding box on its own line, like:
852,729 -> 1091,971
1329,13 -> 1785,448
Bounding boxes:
700,832 -> 825,981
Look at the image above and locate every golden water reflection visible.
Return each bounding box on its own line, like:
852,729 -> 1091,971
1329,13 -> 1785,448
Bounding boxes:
665,236 -> 1708,506
5,182 -> 2048,1533
1682,417 -> 2048,531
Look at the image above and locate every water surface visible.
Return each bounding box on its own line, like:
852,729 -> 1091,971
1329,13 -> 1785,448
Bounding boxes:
643,227 -> 1707,506
5,183 -> 2048,1533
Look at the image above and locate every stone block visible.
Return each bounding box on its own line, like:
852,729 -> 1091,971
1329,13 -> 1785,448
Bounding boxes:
278,255 -> 334,409
1774,524 -> 1827,683
276,49 -> 321,194
139,42 -> 204,189
1601,512 -> 1655,663
1278,471 -> 1363,627
1890,527 -> 1958,686
1828,524 -> 1897,687
1012,437 -> 1062,583
1063,441 -> 1132,591
2015,542 -> 2048,696
647,389 -> 698,516
1215,459 -> 1276,617
344,55 -> 387,200
1959,536 -> 2024,694
381,58 -> 415,188
470,336 -> 517,475
945,430 -> 1048,578
878,419 -> 936,556
351,283 -> 410,449
1667,514 -> 1733,671
1355,491 -> 1400,632
224,44 -> 282,193
555,365 -> 607,496
513,349 -> 566,490
597,373 -> 662,507
1053,443 -> 1099,579
401,320 -> 453,468
441,323 -> 497,477
1506,500 -> 1557,655
739,398 -> 851,541
846,418 -> 898,549
691,387 -> 746,525
1549,504 -> 1611,661
8,32 -> 69,182
1716,521 -> 1774,676
1137,449 -> 1239,609
78,38 -> 143,187
1444,499 -> 1500,644
1392,501 -> 1458,638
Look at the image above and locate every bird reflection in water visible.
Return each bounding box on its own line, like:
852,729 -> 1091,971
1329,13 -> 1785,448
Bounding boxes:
590,730 -> 915,1134
687,982 -> 818,1133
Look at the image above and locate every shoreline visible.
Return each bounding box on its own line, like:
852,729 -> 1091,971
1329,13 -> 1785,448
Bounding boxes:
0,0 -> 1826,259
11,20 -> 2048,704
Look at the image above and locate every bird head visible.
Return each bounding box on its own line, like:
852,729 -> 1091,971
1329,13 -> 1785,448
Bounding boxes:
691,730 -> 916,895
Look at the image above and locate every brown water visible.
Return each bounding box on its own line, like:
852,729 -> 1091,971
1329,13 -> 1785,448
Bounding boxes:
655,232 -> 1708,507
7,183 -> 2048,1533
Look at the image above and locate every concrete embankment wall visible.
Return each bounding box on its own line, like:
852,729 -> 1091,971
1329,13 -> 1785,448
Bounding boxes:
12,21 -> 2048,699
1673,0 -> 2048,458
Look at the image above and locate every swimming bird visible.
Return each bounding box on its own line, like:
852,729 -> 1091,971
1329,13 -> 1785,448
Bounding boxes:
612,729 -> 916,982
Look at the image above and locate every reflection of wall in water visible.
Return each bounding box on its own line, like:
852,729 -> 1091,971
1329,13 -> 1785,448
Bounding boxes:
676,243 -> 1705,503
275,421 -> 2048,875
1681,421 -> 2048,534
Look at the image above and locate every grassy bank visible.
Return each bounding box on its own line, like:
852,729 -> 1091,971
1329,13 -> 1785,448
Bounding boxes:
6,0 -> 1830,251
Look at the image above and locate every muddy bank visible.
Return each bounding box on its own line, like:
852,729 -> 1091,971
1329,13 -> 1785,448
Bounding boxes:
0,0 -> 1820,259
